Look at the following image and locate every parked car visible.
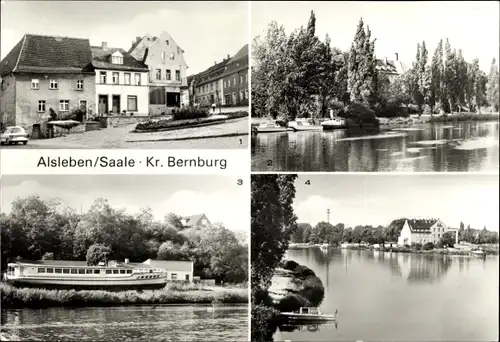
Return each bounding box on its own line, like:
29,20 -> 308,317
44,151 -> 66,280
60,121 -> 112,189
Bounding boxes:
0,126 -> 29,145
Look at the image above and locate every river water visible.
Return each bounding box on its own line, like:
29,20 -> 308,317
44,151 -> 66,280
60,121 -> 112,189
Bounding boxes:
1,304 -> 248,341
251,120 -> 499,172
275,248 -> 499,342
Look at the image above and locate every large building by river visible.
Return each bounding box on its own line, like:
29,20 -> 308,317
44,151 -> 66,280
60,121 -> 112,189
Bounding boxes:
397,218 -> 458,245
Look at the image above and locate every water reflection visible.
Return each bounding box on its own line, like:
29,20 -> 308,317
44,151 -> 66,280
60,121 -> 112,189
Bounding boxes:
252,121 -> 499,171
279,321 -> 338,333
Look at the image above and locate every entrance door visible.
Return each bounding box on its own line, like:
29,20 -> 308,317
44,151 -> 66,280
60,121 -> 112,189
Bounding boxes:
112,95 -> 120,114
98,95 -> 108,115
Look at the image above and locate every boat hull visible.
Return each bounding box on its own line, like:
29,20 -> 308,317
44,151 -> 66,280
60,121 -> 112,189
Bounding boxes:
290,126 -> 322,131
4,275 -> 168,291
322,124 -> 346,130
255,127 -> 288,133
280,314 -> 336,322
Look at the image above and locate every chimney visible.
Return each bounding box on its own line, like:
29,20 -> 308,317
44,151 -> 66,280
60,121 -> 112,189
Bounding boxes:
214,61 -> 217,65
136,36 -> 141,42
385,57 -> 388,64
227,54 -> 230,60
102,41 -> 107,49
395,52 -> 399,61
124,258 -> 129,264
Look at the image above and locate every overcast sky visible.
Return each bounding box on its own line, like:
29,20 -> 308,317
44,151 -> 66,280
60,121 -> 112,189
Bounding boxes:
252,1 -> 499,73
293,174 -> 499,231
1,175 -> 249,234
0,1 -> 248,75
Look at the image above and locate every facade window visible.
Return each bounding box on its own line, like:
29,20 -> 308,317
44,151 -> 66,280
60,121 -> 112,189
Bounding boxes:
210,83 -> 213,90
76,79 -> 84,90
37,100 -> 46,112
49,79 -> 58,89
239,75 -> 244,84
161,51 -> 166,60
111,56 -> 123,65
175,70 -> 181,81
245,89 -> 249,99
156,69 -> 161,80
185,274 -> 190,281
79,100 -> 87,111
233,77 -> 236,86
31,79 -> 39,89
166,69 -> 171,80
124,73 -> 131,85
100,72 -> 107,84
112,72 -> 119,84
166,40 -> 169,45
171,273 -> 177,280
135,73 -> 141,85
127,95 -> 138,111
169,52 -> 175,60
59,100 -> 70,111
240,90 -> 245,100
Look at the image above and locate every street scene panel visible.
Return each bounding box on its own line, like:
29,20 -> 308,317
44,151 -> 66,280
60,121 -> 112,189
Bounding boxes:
0,175 -> 249,341
0,1 -> 249,149
251,1 -> 500,171
251,174 -> 499,341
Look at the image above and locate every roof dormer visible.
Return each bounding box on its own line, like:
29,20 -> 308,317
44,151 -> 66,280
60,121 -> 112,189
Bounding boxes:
110,50 -> 124,65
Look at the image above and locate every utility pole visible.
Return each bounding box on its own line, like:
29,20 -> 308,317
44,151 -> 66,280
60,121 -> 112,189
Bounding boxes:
326,209 -> 331,224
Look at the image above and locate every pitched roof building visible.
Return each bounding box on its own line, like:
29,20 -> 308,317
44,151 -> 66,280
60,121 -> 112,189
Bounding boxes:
181,213 -> 211,228
397,218 -> 458,246
0,34 -> 95,133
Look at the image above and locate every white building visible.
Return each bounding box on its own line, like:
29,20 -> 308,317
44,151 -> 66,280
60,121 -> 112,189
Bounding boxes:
141,259 -> 193,282
91,43 -> 149,115
397,218 -> 458,246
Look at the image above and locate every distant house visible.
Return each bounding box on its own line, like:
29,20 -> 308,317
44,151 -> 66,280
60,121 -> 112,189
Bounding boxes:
397,218 -> 458,246
128,32 -> 189,115
91,42 -> 149,115
180,213 -> 211,228
0,34 -> 95,133
376,53 -> 408,82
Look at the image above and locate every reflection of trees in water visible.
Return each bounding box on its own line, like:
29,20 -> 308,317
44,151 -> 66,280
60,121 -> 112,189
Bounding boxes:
398,254 -> 453,284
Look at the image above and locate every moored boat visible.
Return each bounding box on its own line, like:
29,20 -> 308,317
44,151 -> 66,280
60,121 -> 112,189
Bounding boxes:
3,259 -> 174,291
255,121 -> 288,133
281,307 -> 337,322
321,109 -> 346,129
288,119 -> 322,131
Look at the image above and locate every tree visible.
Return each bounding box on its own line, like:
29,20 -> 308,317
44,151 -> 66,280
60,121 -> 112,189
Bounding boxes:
251,174 -> 298,302
438,232 -> 455,248
86,243 -> 111,266
486,58 -> 499,112
157,241 -> 187,261
430,39 -> 445,113
291,223 -> 312,243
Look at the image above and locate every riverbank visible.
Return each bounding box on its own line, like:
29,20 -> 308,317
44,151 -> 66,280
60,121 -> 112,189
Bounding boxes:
344,245 -> 498,256
0,283 -> 248,309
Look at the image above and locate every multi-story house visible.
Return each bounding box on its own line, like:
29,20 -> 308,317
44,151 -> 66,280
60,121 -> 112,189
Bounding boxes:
0,34 -> 95,133
181,213 -> 211,229
192,58 -> 230,108
376,52 -> 408,83
221,44 -> 249,107
128,32 -> 188,115
91,42 -> 149,115
397,218 -> 458,246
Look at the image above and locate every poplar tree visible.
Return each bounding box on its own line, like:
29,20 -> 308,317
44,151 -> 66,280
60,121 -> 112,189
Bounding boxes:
444,39 -> 456,112
486,58 -> 499,112
430,40 -> 443,113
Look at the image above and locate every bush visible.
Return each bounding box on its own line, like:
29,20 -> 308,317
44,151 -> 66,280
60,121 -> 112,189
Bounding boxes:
298,277 -> 325,307
346,102 -> 380,127
172,107 -> 209,121
423,242 -> 435,251
251,304 -> 280,342
281,260 -> 299,271
275,293 -> 309,312
376,100 -> 409,118
293,265 -> 315,279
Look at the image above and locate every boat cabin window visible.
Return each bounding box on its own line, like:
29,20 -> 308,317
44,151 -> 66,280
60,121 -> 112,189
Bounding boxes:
106,270 -> 112,274
112,269 -> 119,274
149,269 -> 153,273
70,269 -> 77,274
86,269 -> 93,274
46,268 -> 54,273
62,269 -> 69,274
120,270 -> 125,274
78,269 -> 85,274
93,269 -> 100,274
55,268 -> 62,274
126,270 -> 132,274
38,268 -> 45,273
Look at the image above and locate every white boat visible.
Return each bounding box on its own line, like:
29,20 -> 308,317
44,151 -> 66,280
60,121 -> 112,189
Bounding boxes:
471,250 -> 486,258
320,243 -> 329,250
281,307 -> 337,322
288,119 -> 322,131
255,121 -> 288,133
4,260 -> 169,290
321,110 -> 346,130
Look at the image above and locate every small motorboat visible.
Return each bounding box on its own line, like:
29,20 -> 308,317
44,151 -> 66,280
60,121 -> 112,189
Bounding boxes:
321,110 -> 346,130
254,121 -> 288,133
281,307 -> 337,322
288,119 -> 322,131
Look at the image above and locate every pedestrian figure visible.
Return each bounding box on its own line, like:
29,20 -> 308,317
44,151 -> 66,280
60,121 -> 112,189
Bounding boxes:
212,103 -> 216,113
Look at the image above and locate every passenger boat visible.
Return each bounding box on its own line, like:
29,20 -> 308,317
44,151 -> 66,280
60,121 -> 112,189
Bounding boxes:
254,121 -> 288,133
281,307 -> 337,322
321,116 -> 346,130
287,119 -> 322,132
3,260 -> 169,291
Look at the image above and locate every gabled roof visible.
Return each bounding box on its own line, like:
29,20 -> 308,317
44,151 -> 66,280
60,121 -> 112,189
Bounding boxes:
227,44 -> 248,64
376,59 -> 398,74
143,259 -> 192,272
0,34 -> 93,76
181,213 -> 209,227
91,46 -> 149,72
406,218 -> 439,233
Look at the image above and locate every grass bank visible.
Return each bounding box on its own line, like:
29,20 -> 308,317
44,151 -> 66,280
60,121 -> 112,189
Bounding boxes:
0,283 -> 248,309
428,113 -> 498,123
135,111 -> 248,132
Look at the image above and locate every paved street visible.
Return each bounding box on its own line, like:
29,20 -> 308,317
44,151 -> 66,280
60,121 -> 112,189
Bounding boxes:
2,117 -> 249,149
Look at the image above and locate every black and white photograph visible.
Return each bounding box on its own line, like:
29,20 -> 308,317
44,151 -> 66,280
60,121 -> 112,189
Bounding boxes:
0,175 -> 249,341
0,1 -> 249,149
251,174 -> 498,341
251,1 -> 499,172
